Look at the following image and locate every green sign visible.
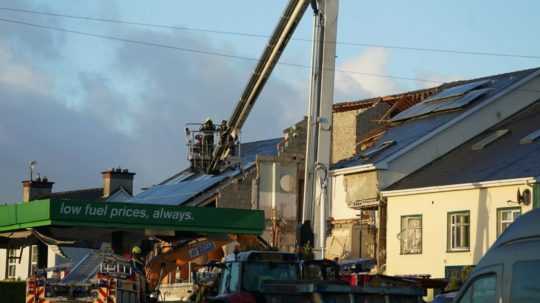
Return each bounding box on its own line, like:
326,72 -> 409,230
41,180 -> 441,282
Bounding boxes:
0,199 -> 265,235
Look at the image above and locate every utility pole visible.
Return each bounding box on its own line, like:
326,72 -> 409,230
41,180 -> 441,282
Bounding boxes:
302,0 -> 339,259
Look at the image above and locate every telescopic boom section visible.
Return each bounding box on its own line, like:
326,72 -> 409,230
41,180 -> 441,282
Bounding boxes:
208,0 -> 310,174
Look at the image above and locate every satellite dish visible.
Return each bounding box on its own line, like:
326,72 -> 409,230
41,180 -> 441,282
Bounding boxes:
517,189 -> 531,206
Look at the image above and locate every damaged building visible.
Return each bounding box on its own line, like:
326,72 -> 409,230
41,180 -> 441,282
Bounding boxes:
329,67 -> 540,270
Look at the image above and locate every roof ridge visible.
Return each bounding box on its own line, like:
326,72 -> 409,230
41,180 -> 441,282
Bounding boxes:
332,66 -> 540,110
51,187 -> 102,195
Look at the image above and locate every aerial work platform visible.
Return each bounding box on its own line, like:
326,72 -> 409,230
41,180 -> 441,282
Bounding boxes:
0,198 -> 265,250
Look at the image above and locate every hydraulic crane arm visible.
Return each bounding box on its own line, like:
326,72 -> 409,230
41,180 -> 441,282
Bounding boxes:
145,235 -> 264,289
208,0 -> 311,173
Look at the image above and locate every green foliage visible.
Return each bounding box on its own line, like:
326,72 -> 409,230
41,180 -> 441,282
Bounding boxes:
0,281 -> 26,303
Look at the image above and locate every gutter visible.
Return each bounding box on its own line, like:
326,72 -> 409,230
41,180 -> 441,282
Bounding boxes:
330,163 -> 378,176
381,177 -> 537,197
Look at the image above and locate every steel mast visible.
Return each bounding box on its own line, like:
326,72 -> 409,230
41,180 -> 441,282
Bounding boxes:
302,0 -> 339,259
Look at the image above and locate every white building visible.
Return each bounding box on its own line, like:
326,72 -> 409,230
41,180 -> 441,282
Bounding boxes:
382,101 -> 540,278
326,67 -> 540,267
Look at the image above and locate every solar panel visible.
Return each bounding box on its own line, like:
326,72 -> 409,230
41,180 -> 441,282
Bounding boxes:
435,88 -> 493,112
423,79 -> 491,103
361,140 -> 396,159
392,82 -> 492,122
391,100 -> 445,121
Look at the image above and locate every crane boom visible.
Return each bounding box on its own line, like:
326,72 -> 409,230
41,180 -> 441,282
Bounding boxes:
208,0 -> 310,173
204,0 -> 339,259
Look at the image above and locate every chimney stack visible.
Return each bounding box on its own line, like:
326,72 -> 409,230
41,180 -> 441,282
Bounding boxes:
101,168 -> 135,198
22,177 -> 54,202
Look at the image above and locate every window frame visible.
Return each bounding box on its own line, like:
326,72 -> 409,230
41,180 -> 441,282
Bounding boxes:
6,248 -> 18,280
496,207 -> 521,237
400,214 -> 423,255
28,245 -> 39,276
447,211 -> 471,252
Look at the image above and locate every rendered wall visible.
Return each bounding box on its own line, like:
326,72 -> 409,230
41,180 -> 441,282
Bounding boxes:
385,182 -> 534,278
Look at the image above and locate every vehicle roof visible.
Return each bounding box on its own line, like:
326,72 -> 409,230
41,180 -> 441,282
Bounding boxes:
223,250 -> 298,262
473,207 -> 540,271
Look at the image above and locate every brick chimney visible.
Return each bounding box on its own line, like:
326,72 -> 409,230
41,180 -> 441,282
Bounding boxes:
101,168 -> 135,198
22,177 -> 54,202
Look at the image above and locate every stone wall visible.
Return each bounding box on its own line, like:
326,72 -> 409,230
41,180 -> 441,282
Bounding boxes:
217,168 -> 257,210
331,109 -> 362,164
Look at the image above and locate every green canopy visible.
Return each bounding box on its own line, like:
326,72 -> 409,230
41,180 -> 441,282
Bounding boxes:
0,199 -> 265,249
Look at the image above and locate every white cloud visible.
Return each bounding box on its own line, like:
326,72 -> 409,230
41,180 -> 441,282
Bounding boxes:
334,48 -> 400,101
0,44 -> 51,96
414,69 -> 462,88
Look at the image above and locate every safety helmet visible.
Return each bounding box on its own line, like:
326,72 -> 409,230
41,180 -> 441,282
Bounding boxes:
132,246 -> 142,255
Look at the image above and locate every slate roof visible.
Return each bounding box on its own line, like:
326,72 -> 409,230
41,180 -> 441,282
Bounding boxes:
333,67 -> 540,170
39,188 -> 104,201
128,138 -> 281,206
388,100 -> 540,190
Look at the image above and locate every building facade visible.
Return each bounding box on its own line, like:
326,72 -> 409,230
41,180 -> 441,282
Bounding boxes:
383,179 -> 537,278
327,68 -> 540,268
382,98 -> 540,278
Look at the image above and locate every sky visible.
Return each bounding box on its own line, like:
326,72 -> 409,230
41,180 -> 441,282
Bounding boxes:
1,0 -> 539,202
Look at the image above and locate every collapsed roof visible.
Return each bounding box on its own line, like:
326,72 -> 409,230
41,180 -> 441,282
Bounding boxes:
333,67 -> 540,170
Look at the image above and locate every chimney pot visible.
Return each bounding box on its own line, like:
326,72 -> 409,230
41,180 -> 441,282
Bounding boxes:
22,178 -> 54,202
101,168 -> 136,198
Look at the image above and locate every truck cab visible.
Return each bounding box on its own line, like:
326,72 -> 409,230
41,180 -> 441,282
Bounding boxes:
209,251 -> 300,302
453,208 -> 540,303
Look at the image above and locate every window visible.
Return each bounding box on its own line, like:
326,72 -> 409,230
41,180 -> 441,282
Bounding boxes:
7,249 -> 18,279
497,208 -> 521,237
29,245 -> 39,276
448,211 -> 470,251
457,274 -> 497,303
511,260 -> 540,302
471,129 -> 509,151
400,215 -> 422,254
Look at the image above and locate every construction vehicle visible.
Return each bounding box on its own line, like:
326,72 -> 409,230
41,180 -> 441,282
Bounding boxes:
25,235 -> 265,303
191,251 -> 426,303
24,0 -> 425,302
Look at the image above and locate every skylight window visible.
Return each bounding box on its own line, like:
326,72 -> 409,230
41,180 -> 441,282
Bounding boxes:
472,129 -> 509,151
520,129 -> 540,144
361,140 -> 396,159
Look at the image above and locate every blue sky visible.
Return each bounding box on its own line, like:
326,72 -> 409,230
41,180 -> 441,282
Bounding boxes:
0,0 -> 539,202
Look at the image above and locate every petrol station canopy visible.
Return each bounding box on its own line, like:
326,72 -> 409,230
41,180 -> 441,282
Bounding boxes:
0,199 -> 265,249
